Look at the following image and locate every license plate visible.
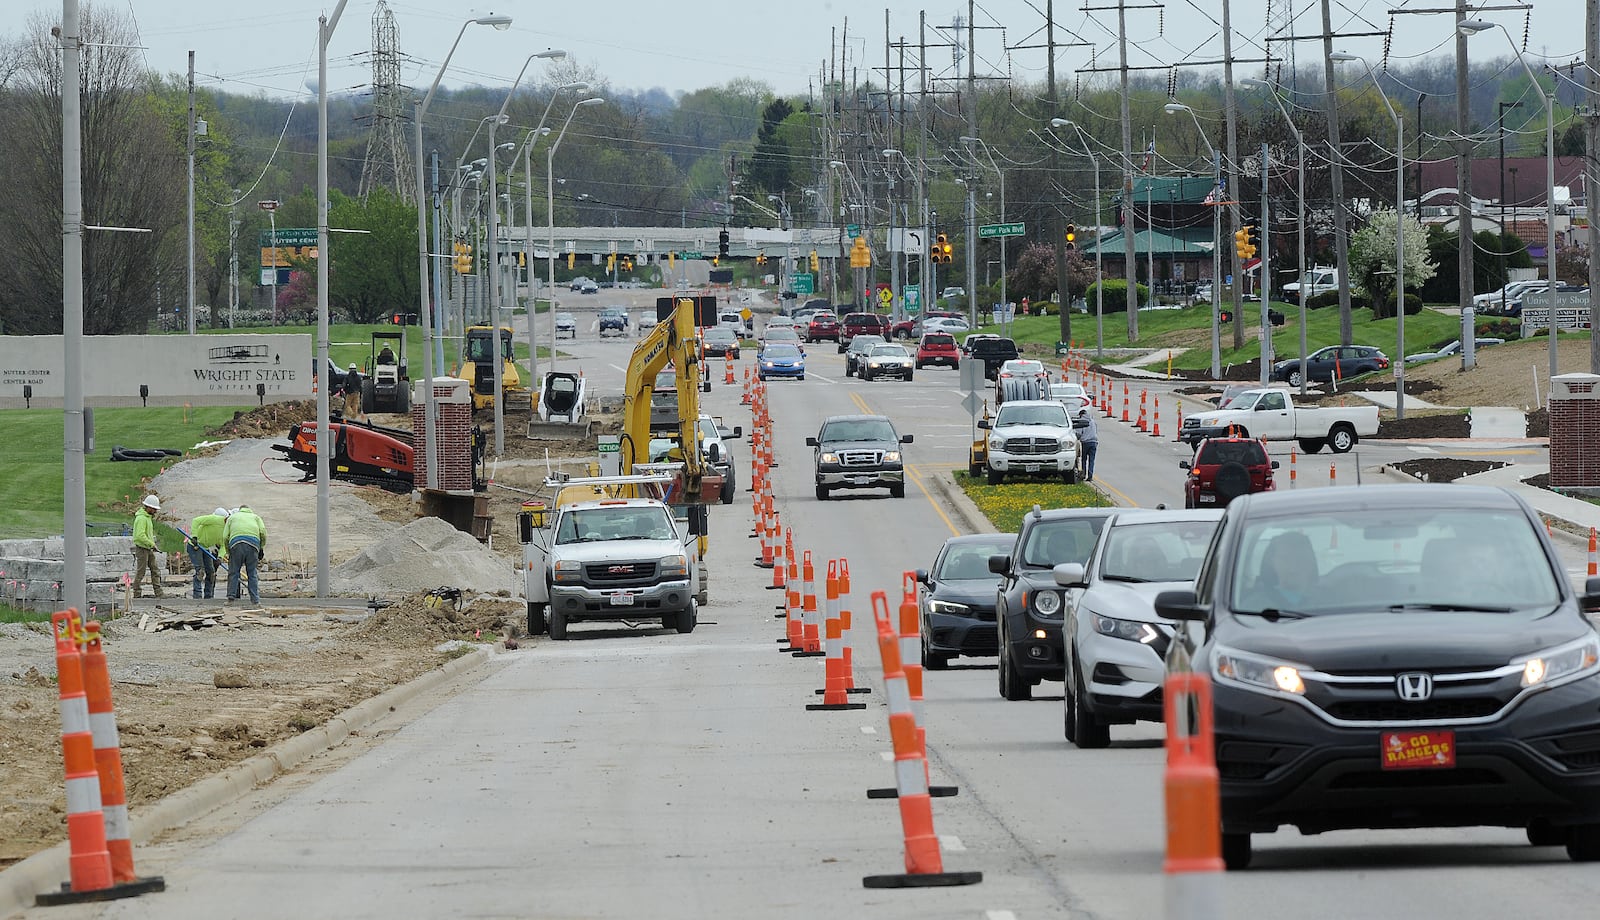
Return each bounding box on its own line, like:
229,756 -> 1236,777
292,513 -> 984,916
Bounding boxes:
849,475 -> 873,485
609,593 -> 635,607
1023,464 -> 1040,473
1381,730 -> 1456,770
1199,494 -> 1217,503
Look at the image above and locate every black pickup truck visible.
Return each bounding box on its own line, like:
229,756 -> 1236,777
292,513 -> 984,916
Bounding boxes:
968,336 -> 1021,379
806,414 -> 912,501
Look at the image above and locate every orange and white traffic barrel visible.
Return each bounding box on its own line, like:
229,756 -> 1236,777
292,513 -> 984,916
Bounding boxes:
807,560 -> 866,711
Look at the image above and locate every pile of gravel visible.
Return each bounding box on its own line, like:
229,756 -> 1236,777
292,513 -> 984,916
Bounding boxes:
331,516 -> 515,596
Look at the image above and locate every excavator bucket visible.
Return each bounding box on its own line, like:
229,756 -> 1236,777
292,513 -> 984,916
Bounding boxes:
527,371 -> 593,440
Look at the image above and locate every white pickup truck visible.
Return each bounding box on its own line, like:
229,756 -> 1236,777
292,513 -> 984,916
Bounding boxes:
1179,388 -> 1379,454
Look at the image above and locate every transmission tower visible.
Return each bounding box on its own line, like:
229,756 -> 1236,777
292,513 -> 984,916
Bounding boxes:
358,0 -> 412,203
1265,0 -> 1295,87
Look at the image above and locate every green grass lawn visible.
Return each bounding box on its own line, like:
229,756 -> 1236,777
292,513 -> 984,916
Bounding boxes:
0,602 -> 50,624
995,303 -> 1462,373
952,471 -> 1112,532
0,406 -> 243,541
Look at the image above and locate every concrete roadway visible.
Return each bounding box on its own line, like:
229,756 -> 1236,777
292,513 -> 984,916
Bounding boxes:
27,322 -> 1600,919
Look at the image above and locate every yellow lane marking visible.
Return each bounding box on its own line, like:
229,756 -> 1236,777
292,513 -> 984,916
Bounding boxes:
851,390 -> 959,537
1092,475 -> 1143,509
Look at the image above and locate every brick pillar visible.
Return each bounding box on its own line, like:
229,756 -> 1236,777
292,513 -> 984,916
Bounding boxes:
1549,373 -> 1600,488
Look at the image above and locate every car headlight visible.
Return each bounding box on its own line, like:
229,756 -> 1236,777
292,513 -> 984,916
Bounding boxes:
762,361 -> 775,368
1516,635 -> 1600,688
883,451 -> 901,463
552,559 -> 583,583
989,438 -> 1002,450
659,554 -> 688,578
820,452 -> 839,464
1092,613 -> 1161,645
1213,646 -> 1307,695
1032,589 -> 1062,616
928,599 -> 970,616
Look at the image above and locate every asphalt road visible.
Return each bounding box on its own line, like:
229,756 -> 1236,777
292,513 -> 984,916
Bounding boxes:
23,322 -> 1600,919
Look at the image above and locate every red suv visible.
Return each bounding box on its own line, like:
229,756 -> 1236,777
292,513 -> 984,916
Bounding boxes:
805,311 -> 841,343
1179,436 -> 1278,508
838,312 -> 889,350
915,332 -> 960,369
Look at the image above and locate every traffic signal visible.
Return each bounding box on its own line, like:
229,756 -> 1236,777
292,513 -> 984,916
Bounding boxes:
1233,227 -> 1255,261
622,256 -> 633,272
516,250 -> 526,269
566,252 -> 575,270
718,228 -> 730,257
934,233 -> 952,264
711,255 -> 719,267
607,253 -> 616,273
1219,309 -> 1233,323
809,250 -> 819,272
1246,223 -> 1262,252
1065,223 -> 1077,250
756,251 -> 766,266
453,241 -> 472,274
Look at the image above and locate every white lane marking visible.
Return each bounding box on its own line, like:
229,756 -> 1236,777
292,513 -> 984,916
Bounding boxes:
1407,445 -> 1438,453
859,725 -> 877,734
609,363 -> 628,373
939,835 -> 966,852
879,751 -> 895,761
811,375 -> 838,386
985,911 -> 1018,920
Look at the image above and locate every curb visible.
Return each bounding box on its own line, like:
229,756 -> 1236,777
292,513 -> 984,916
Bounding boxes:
923,469 -> 995,535
0,646 -> 496,918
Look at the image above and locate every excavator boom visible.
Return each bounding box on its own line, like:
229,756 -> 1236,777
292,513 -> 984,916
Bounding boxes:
621,299 -> 704,497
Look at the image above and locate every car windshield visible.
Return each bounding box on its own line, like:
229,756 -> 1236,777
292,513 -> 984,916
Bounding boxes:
704,329 -> 735,343
1197,440 -> 1268,466
923,334 -> 955,347
820,418 -> 896,443
936,538 -> 1016,581
555,506 -> 679,544
762,344 -> 801,359
849,336 -> 884,352
464,331 -> 512,362
1224,392 -> 1262,411
654,370 -> 676,390
1020,517 -> 1106,568
765,328 -> 800,341
1050,384 -> 1085,399
1231,507 -> 1562,616
1002,361 -> 1043,375
1099,519 -> 1221,584
996,404 -> 1069,427
556,313 -> 576,323
870,344 -> 909,358
811,313 -> 836,323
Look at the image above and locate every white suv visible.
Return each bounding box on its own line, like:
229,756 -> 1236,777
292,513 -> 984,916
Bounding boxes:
980,399 -> 1081,485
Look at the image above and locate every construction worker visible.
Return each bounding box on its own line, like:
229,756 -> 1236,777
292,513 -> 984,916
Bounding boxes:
224,503 -> 267,606
376,345 -> 396,365
343,363 -> 365,421
132,494 -> 164,598
1077,406 -> 1099,482
187,507 -> 229,599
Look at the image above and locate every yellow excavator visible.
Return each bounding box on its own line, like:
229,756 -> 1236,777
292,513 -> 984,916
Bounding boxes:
457,325 -> 523,411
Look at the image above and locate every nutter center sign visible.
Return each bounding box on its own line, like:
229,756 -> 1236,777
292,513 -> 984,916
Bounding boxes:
259,228 -> 319,268
0,335 -> 313,408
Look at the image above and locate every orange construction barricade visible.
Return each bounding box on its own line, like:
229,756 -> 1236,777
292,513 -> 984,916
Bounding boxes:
807,560 -> 866,711
1163,670 -> 1223,916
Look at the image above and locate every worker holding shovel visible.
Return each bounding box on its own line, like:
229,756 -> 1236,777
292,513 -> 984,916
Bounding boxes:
132,495 -> 164,598
186,508 -> 230,599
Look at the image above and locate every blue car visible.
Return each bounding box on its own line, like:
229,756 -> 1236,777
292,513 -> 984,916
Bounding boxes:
758,343 -> 806,381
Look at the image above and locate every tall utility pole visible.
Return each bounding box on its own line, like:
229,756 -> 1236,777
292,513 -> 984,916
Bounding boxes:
1320,0 -> 1354,345
1118,0 -> 1137,340
1588,0 -> 1600,372
1458,0 -> 1477,369
965,0 -> 979,329
62,0 -> 88,613
186,50 -> 196,335
1222,0 -> 1245,350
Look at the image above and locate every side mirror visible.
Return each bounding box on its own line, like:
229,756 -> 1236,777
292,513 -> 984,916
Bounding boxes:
1582,577 -> 1600,613
805,436 -> 818,447
978,420 -> 991,430
915,568 -> 930,586
1178,460 -> 1192,470
687,504 -> 708,537
517,511 -> 535,545
900,434 -> 914,444
1270,460 -> 1280,469
706,443 -> 721,463
731,425 -> 742,438
1052,562 -> 1087,588
1154,589 -> 1207,622
987,553 -> 1011,576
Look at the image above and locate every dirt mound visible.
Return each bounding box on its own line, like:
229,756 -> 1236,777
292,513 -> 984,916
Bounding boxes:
349,593 -> 522,645
208,401 -> 319,439
331,515 -> 515,596
1391,458 -> 1509,483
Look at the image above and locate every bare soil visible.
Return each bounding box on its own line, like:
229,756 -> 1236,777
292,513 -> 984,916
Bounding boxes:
0,399 -> 599,869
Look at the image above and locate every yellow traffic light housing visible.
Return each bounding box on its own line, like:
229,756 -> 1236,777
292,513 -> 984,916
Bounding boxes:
453,241 -> 473,274
566,252 -> 575,270
1234,227 -> 1255,261
1065,223 -> 1077,250
809,250 -> 819,272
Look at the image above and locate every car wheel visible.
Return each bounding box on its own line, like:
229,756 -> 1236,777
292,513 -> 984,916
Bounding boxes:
1063,657 -> 1080,741
815,484 -> 829,501
968,460 -> 983,478
922,636 -> 951,670
863,369 -> 873,381
798,374 -> 805,381
1328,424 -> 1356,453
720,476 -> 735,505
1073,665 -> 1109,748
1222,832 -> 1253,870
1569,825 -> 1600,861
1287,369 -> 1304,388
914,360 -> 924,369
1062,468 -> 1079,485
905,371 -> 915,382
890,482 -> 906,498
549,605 -> 568,641
1527,822 -> 1567,847
674,601 -> 698,635
986,467 -> 1005,486
998,640 -> 1032,701
1297,438 -> 1324,455
526,602 -> 547,637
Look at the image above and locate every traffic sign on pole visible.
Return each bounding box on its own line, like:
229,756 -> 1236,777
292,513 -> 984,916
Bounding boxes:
978,222 -> 1025,239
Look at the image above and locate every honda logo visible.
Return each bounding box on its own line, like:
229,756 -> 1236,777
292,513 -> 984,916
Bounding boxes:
1395,672 -> 1434,702
608,565 -> 634,574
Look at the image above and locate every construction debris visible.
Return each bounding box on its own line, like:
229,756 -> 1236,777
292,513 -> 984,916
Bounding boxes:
135,607 -> 286,632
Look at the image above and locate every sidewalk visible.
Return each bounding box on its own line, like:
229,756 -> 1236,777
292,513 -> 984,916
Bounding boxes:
1352,391 -> 1528,439
1454,463 -> 1600,539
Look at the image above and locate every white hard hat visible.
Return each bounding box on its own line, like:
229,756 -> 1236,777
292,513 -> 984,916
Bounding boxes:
214,507 -> 230,518
142,495 -> 160,511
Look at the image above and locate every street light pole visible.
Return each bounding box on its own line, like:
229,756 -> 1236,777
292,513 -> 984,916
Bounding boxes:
413,13 -> 513,491
547,98 -> 606,373
1241,79 -> 1309,397
314,0 -> 351,598
513,78 -> 583,392
963,137 -> 1007,333
1051,119 -> 1105,359
1165,103 -> 1222,379
62,0 -> 87,612
1331,52 -> 1406,418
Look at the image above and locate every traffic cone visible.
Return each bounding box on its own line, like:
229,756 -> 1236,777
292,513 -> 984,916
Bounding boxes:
1162,671 -> 1224,917
1289,450 -> 1297,490
78,621 -> 160,891
1138,390 -> 1149,432
1330,463 -> 1337,487
1121,383 -> 1131,422
1174,401 -> 1183,440
794,551 -> 824,656
861,592 -> 982,890
784,532 -> 804,647
809,560 -> 866,711
1589,528 -> 1597,577
764,512 -> 785,584
725,352 -> 735,384
1152,395 -> 1162,438
47,610 -> 113,897
838,559 -> 869,694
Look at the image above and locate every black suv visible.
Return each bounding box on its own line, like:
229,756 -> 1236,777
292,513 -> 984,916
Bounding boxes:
806,414 -> 912,501
988,507 -> 1116,700
598,308 -> 629,336
1158,485 -> 1600,870
968,336 -> 1021,380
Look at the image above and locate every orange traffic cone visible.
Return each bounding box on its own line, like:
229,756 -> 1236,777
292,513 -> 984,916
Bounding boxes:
1589,528 -> 1597,577
1162,671 -> 1224,914
808,560 -> 867,711
794,551 -> 823,656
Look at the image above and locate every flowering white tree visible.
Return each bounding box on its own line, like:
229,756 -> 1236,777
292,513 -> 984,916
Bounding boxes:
1347,209 -> 1437,317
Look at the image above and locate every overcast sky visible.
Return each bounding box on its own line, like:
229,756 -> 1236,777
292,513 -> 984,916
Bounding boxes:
9,1 -> 1575,101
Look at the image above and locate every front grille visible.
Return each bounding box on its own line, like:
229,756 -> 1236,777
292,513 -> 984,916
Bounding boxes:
1326,768 -> 1504,790
1182,417 -> 1200,429
1001,437 -> 1060,455
839,450 -> 882,467
584,561 -> 659,587
1321,698 -> 1503,722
